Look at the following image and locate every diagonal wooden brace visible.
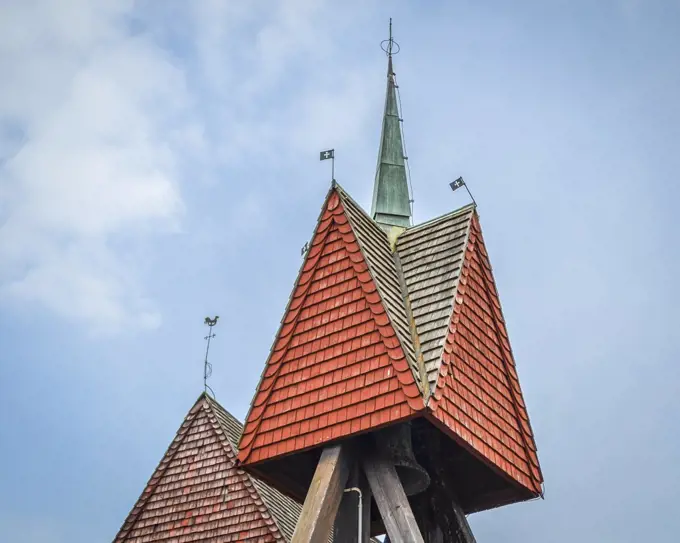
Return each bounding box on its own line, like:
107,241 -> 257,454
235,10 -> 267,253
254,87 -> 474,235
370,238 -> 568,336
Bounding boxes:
362,453 -> 425,543
292,444 -> 353,543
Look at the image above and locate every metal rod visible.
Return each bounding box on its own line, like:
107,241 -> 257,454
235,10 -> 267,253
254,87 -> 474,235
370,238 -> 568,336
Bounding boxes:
332,155 -> 335,182
344,486 -> 363,543
464,183 -> 477,207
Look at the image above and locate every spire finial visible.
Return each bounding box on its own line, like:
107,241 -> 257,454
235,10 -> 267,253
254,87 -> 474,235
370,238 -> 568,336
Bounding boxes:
388,17 -> 393,55
381,18 -> 400,77
372,20 -> 411,231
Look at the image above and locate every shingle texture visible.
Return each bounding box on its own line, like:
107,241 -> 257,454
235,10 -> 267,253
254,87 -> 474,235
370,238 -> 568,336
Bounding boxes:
396,206 -> 475,389
338,188 -> 421,392
237,189 -> 423,466
426,214 -> 542,493
239,184 -> 543,498
114,394 -> 301,542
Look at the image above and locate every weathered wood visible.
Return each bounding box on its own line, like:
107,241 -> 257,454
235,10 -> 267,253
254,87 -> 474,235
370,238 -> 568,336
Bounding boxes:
414,490 -> 474,543
292,444 -> 353,543
362,454 -> 424,543
450,499 -> 476,543
411,420 -> 477,543
334,464 -> 371,543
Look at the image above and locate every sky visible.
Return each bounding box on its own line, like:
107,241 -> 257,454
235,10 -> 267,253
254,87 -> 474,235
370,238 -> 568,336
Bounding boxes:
1,0 -> 679,541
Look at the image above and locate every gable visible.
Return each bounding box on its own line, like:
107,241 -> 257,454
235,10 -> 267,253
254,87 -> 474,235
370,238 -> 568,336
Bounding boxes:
238,189 -> 423,466
427,214 -> 543,494
396,206 -> 475,390
115,397 -> 287,542
337,187 -> 422,392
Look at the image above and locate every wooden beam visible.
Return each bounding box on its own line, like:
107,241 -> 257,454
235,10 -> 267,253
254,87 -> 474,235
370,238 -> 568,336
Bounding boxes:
362,454 -> 424,543
411,420 -> 477,543
450,499 -> 476,543
292,444 -> 353,543
334,464 -> 371,543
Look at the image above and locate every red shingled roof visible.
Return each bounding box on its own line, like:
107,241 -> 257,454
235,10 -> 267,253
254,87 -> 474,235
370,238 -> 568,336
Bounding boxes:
427,214 -> 542,494
237,189 -> 423,465
114,394 -> 302,542
238,184 -> 543,500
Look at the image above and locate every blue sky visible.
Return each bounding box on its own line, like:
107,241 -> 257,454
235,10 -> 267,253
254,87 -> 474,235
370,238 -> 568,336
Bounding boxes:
1,1 -> 679,541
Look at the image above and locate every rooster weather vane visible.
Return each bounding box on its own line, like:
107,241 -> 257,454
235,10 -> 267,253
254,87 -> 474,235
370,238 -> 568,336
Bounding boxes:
203,316 -> 219,398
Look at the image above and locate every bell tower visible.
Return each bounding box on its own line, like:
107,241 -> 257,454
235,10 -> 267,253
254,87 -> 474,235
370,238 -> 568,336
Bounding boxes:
237,22 -> 543,543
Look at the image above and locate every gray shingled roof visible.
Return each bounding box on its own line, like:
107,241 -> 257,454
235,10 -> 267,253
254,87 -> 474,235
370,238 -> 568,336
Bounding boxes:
396,205 -> 475,390
206,396 -> 302,542
335,183 -> 476,396
336,185 -> 424,393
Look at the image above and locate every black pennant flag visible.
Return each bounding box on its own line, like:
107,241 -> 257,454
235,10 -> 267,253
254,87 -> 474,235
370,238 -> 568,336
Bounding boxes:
319,149 -> 334,161
450,176 -> 465,191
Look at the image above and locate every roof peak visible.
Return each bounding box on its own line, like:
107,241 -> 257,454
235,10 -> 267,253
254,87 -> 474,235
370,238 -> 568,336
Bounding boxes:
371,20 -> 412,231
401,202 -> 477,235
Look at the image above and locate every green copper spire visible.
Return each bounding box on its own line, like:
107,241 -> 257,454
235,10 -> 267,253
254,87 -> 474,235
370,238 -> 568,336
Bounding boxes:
371,20 -> 411,230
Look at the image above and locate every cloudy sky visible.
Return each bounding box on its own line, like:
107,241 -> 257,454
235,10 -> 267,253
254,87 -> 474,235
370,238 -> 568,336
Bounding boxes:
1,0 -> 679,541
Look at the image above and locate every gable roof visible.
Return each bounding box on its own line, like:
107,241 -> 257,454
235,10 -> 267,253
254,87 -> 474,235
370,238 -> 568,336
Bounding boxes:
237,187 -> 423,466
405,212 -> 542,494
336,185 -> 422,392
114,393 -> 301,542
238,182 -> 543,500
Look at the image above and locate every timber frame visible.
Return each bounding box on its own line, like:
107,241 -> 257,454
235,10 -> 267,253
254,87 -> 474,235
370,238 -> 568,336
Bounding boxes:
291,439 -> 477,543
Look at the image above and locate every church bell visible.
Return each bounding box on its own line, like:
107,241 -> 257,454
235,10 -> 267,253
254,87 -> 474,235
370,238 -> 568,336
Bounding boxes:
376,421 -> 430,496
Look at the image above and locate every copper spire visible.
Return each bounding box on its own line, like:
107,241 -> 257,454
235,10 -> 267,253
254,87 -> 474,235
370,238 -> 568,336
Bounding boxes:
371,19 -> 411,230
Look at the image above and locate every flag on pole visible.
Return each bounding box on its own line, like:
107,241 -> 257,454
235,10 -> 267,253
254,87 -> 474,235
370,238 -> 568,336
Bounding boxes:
320,149 -> 334,161
449,176 -> 465,191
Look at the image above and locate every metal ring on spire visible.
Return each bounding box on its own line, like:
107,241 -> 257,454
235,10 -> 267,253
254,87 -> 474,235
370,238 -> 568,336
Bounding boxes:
380,17 -> 400,56
380,38 -> 400,56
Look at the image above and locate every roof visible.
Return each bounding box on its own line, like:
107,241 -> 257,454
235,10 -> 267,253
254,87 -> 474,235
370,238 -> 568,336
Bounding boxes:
338,186 -> 422,392
238,183 -> 543,499
237,186 -> 423,465
206,396 -> 303,542
396,205 -> 475,390
402,210 -> 542,494
114,393 -> 302,542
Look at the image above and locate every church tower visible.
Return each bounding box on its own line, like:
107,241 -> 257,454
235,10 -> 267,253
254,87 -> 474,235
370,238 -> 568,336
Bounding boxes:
238,22 -> 543,543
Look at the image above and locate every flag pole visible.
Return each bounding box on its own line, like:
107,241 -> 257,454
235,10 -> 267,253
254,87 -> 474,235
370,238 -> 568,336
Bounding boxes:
464,183 -> 477,207
320,149 -> 336,184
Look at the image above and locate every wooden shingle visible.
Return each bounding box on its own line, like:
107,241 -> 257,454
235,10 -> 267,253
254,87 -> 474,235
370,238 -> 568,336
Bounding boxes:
238,183 -> 543,506
114,394 -> 303,542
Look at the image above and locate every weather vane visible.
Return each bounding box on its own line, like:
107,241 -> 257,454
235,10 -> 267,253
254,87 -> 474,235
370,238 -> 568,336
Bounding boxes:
203,316 -> 219,397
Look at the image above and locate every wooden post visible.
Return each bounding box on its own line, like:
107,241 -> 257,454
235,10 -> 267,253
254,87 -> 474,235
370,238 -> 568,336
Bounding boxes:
334,464 -> 371,543
362,454 -> 424,543
409,421 -> 477,543
291,444 -> 353,543
450,499 -> 476,543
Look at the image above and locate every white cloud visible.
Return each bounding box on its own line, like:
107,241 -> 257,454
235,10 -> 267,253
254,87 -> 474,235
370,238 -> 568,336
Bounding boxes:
0,0 -> 192,332
0,0 -> 376,334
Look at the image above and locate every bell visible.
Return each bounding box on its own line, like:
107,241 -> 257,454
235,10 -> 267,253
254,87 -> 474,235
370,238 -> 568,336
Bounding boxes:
376,421 -> 430,496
